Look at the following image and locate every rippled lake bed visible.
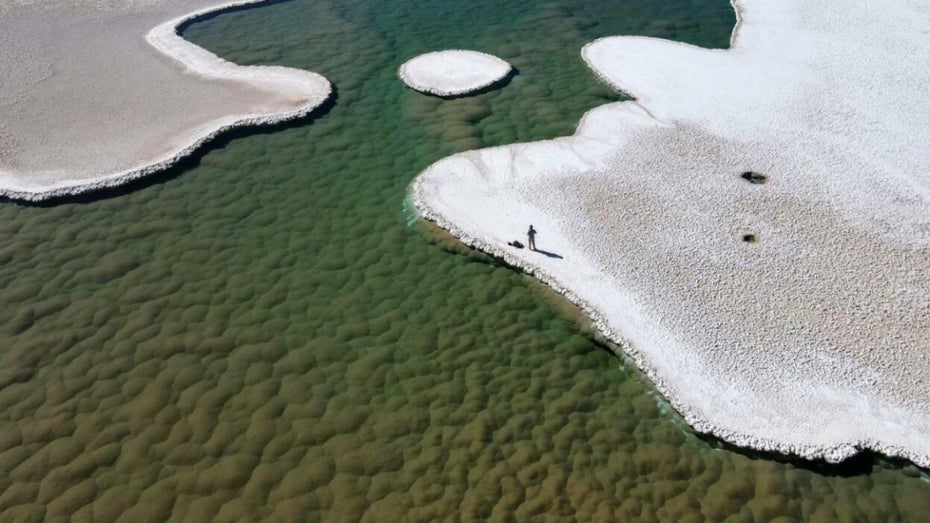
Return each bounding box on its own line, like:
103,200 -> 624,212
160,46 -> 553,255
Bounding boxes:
1,0 -> 928,520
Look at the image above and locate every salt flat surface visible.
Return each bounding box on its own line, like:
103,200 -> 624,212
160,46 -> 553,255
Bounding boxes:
399,50 -> 511,97
0,0 -> 330,201
414,0 -> 930,465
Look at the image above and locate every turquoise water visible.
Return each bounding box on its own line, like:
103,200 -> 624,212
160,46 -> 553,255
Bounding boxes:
1,0 -> 928,520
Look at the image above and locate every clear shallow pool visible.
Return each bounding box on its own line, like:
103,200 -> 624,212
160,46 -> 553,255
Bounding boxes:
1,0 -> 928,520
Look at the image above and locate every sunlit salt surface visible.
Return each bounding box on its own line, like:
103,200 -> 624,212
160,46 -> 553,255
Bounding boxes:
399,50 -> 511,96
0,0 -> 329,201
414,0 -> 930,465
0,0 -> 928,520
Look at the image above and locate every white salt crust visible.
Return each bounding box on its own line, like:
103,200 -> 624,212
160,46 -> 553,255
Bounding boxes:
413,0 -> 930,467
398,50 -> 512,97
0,0 -> 331,201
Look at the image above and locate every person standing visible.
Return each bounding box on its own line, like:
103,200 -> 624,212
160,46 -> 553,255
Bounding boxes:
527,225 -> 537,251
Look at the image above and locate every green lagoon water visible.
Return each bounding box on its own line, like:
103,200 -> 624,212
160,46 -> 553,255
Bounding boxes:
1,0 -> 929,520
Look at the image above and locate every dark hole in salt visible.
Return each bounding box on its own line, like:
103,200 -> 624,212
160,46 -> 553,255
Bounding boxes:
741,171 -> 767,184
742,234 -> 757,243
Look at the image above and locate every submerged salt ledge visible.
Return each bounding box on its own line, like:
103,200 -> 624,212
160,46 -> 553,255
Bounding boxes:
414,0 -> 930,467
398,50 -> 512,97
0,0 -> 330,201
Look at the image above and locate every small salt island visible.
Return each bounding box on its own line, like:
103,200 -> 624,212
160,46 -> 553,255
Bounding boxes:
398,50 -> 512,97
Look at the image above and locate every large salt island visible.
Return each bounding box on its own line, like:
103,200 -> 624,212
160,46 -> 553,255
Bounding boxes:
0,0 -> 331,201
414,0 -> 930,466
398,50 -> 512,97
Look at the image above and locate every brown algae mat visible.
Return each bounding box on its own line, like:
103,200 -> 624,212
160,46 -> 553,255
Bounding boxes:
1,0 -> 929,520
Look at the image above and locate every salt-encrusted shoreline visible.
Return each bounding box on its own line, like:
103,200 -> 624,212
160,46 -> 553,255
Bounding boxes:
411,186 -> 873,466
398,50 -> 512,97
0,0 -> 331,202
413,0 -> 930,467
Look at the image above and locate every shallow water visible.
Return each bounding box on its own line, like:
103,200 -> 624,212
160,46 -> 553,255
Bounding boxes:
1,0 -> 929,520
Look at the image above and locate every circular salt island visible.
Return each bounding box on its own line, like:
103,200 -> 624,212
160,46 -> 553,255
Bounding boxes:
398,50 -> 512,97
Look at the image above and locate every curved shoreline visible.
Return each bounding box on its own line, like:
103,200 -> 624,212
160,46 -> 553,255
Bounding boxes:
412,0 -> 930,468
579,2 -> 742,121
0,0 -> 331,202
411,186 -> 927,468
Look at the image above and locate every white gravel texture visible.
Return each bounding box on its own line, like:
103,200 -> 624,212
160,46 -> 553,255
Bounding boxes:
413,0 -> 930,466
398,50 -> 512,97
0,0 -> 331,201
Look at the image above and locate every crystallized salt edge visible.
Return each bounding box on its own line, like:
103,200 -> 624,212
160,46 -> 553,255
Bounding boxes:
411,181 -> 930,469
397,50 -> 512,97
410,0 -> 930,468
0,0 -> 331,202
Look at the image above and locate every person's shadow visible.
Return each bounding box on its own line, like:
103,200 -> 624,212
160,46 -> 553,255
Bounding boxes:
533,249 -> 563,259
